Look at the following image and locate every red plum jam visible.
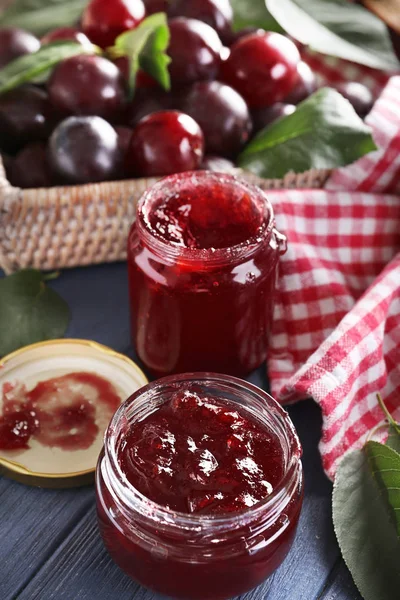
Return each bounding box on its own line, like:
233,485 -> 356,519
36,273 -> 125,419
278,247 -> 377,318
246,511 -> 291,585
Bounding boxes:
127,171 -> 287,377
96,374 -> 303,599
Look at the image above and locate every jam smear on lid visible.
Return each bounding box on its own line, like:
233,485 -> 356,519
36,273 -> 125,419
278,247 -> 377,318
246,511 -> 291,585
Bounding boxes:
0,372 -> 121,452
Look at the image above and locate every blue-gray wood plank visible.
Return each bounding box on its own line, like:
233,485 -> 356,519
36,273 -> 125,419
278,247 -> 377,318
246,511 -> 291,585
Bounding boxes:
0,264 -> 362,600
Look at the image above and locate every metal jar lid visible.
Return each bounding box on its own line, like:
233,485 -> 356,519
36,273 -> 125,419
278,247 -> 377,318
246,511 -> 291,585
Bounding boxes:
0,339 -> 148,488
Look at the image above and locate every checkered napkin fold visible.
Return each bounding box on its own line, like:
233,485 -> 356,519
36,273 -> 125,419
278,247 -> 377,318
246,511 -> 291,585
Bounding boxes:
267,54 -> 400,479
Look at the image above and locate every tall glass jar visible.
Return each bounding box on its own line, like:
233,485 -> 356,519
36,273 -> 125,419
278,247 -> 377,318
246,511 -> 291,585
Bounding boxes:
96,373 -> 303,600
127,172 -> 286,377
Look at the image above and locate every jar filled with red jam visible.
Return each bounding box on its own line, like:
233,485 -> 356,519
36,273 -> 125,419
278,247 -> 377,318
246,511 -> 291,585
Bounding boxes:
127,171 -> 286,377
96,373 -> 303,600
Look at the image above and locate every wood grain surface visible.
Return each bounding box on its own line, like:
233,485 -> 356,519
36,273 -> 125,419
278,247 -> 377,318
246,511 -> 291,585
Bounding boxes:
0,263 -> 363,600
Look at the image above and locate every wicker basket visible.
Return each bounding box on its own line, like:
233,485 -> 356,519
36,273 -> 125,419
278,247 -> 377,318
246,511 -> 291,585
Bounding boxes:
0,0 -> 331,274
0,159 -> 331,274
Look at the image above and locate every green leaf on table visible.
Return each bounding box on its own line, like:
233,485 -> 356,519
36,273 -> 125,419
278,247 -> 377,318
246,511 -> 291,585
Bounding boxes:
112,13 -> 171,98
0,269 -> 70,357
237,87 -> 377,179
0,41 -> 97,96
365,441 -> 400,536
387,423 -> 400,453
377,393 -> 400,453
266,0 -> 399,71
0,0 -> 87,37
230,0 -> 282,33
333,447 -> 400,600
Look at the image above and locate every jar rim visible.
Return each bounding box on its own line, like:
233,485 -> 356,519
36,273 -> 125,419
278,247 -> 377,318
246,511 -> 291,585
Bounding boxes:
135,171 -> 276,266
103,372 -> 302,530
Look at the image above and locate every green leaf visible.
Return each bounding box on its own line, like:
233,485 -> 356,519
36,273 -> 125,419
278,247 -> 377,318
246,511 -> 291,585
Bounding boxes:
365,441 -> 400,536
387,423 -> 400,454
230,0 -> 282,33
139,19 -> 171,91
0,0 -> 87,37
0,269 -> 70,357
266,0 -> 399,71
112,13 -> 171,98
238,87 -> 377,179
377,393 -> 400,453
0,41 -> 97,96
333,448 -> 400,600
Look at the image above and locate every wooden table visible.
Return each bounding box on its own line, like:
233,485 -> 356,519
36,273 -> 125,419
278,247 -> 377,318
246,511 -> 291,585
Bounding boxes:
0,263 -> 362,600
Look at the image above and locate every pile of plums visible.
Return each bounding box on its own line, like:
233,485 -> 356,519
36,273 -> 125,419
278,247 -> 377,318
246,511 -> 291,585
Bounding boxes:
0,0 -> 375,188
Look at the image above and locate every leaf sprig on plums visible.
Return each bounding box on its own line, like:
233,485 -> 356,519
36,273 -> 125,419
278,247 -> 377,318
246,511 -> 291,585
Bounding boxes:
0,27 -> 377,178
0,40 -> 98,95
266,0 -> 399,70
108,12 -> 171,98
0,13 -> 171,97
0,0 -> 387,180
333,394 -> 400,600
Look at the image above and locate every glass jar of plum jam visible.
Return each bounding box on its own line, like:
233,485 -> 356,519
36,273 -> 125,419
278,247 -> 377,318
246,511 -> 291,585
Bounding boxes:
96,373 -> 303,600
127,171 -> 286,377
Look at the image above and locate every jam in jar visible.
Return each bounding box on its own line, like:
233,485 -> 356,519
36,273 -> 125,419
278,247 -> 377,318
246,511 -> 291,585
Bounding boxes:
127,171 -> 286,377
96,373 -> 303,600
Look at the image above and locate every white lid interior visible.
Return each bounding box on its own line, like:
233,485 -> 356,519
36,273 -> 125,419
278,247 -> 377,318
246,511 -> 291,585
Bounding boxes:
0,340 -> 148,477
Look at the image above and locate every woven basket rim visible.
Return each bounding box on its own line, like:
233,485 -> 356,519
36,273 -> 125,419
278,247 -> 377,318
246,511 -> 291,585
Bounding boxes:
0,152 -> 331,205
0,152 -> 331,275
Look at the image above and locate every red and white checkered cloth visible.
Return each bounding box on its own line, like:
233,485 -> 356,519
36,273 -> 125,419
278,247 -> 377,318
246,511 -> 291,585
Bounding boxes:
267,54 -> 400,479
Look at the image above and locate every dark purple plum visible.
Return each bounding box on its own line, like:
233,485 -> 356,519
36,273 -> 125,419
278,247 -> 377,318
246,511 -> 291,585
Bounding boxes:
0,85 -> 57,154
168,0 -> 233,44
168,17 -> 223,85
221,31 -> 300,108
81,0 -> 146,49
179,80 -> 252,157
48,116 -> 119,184
126,110 -> 204,177
0,27 -> 40,69
10,142 -> 52,188
48,55 -> 126,121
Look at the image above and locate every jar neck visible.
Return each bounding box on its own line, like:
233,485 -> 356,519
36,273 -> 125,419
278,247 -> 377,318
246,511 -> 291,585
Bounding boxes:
100,374 -> 302,541
134,172 -> 282,269
135,217 -> 278,270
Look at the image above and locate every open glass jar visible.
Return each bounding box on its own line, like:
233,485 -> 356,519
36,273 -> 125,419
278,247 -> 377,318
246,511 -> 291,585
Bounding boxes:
127,171 -> 287,377
96,373 -> 303,600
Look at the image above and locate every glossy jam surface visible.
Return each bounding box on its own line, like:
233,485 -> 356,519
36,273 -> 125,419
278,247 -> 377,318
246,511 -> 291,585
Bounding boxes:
128,173 -> 282,377
144,178 -> 265,249
119,389 -> 284,514
96,377 -> 303,600
0,372 -> 121,451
